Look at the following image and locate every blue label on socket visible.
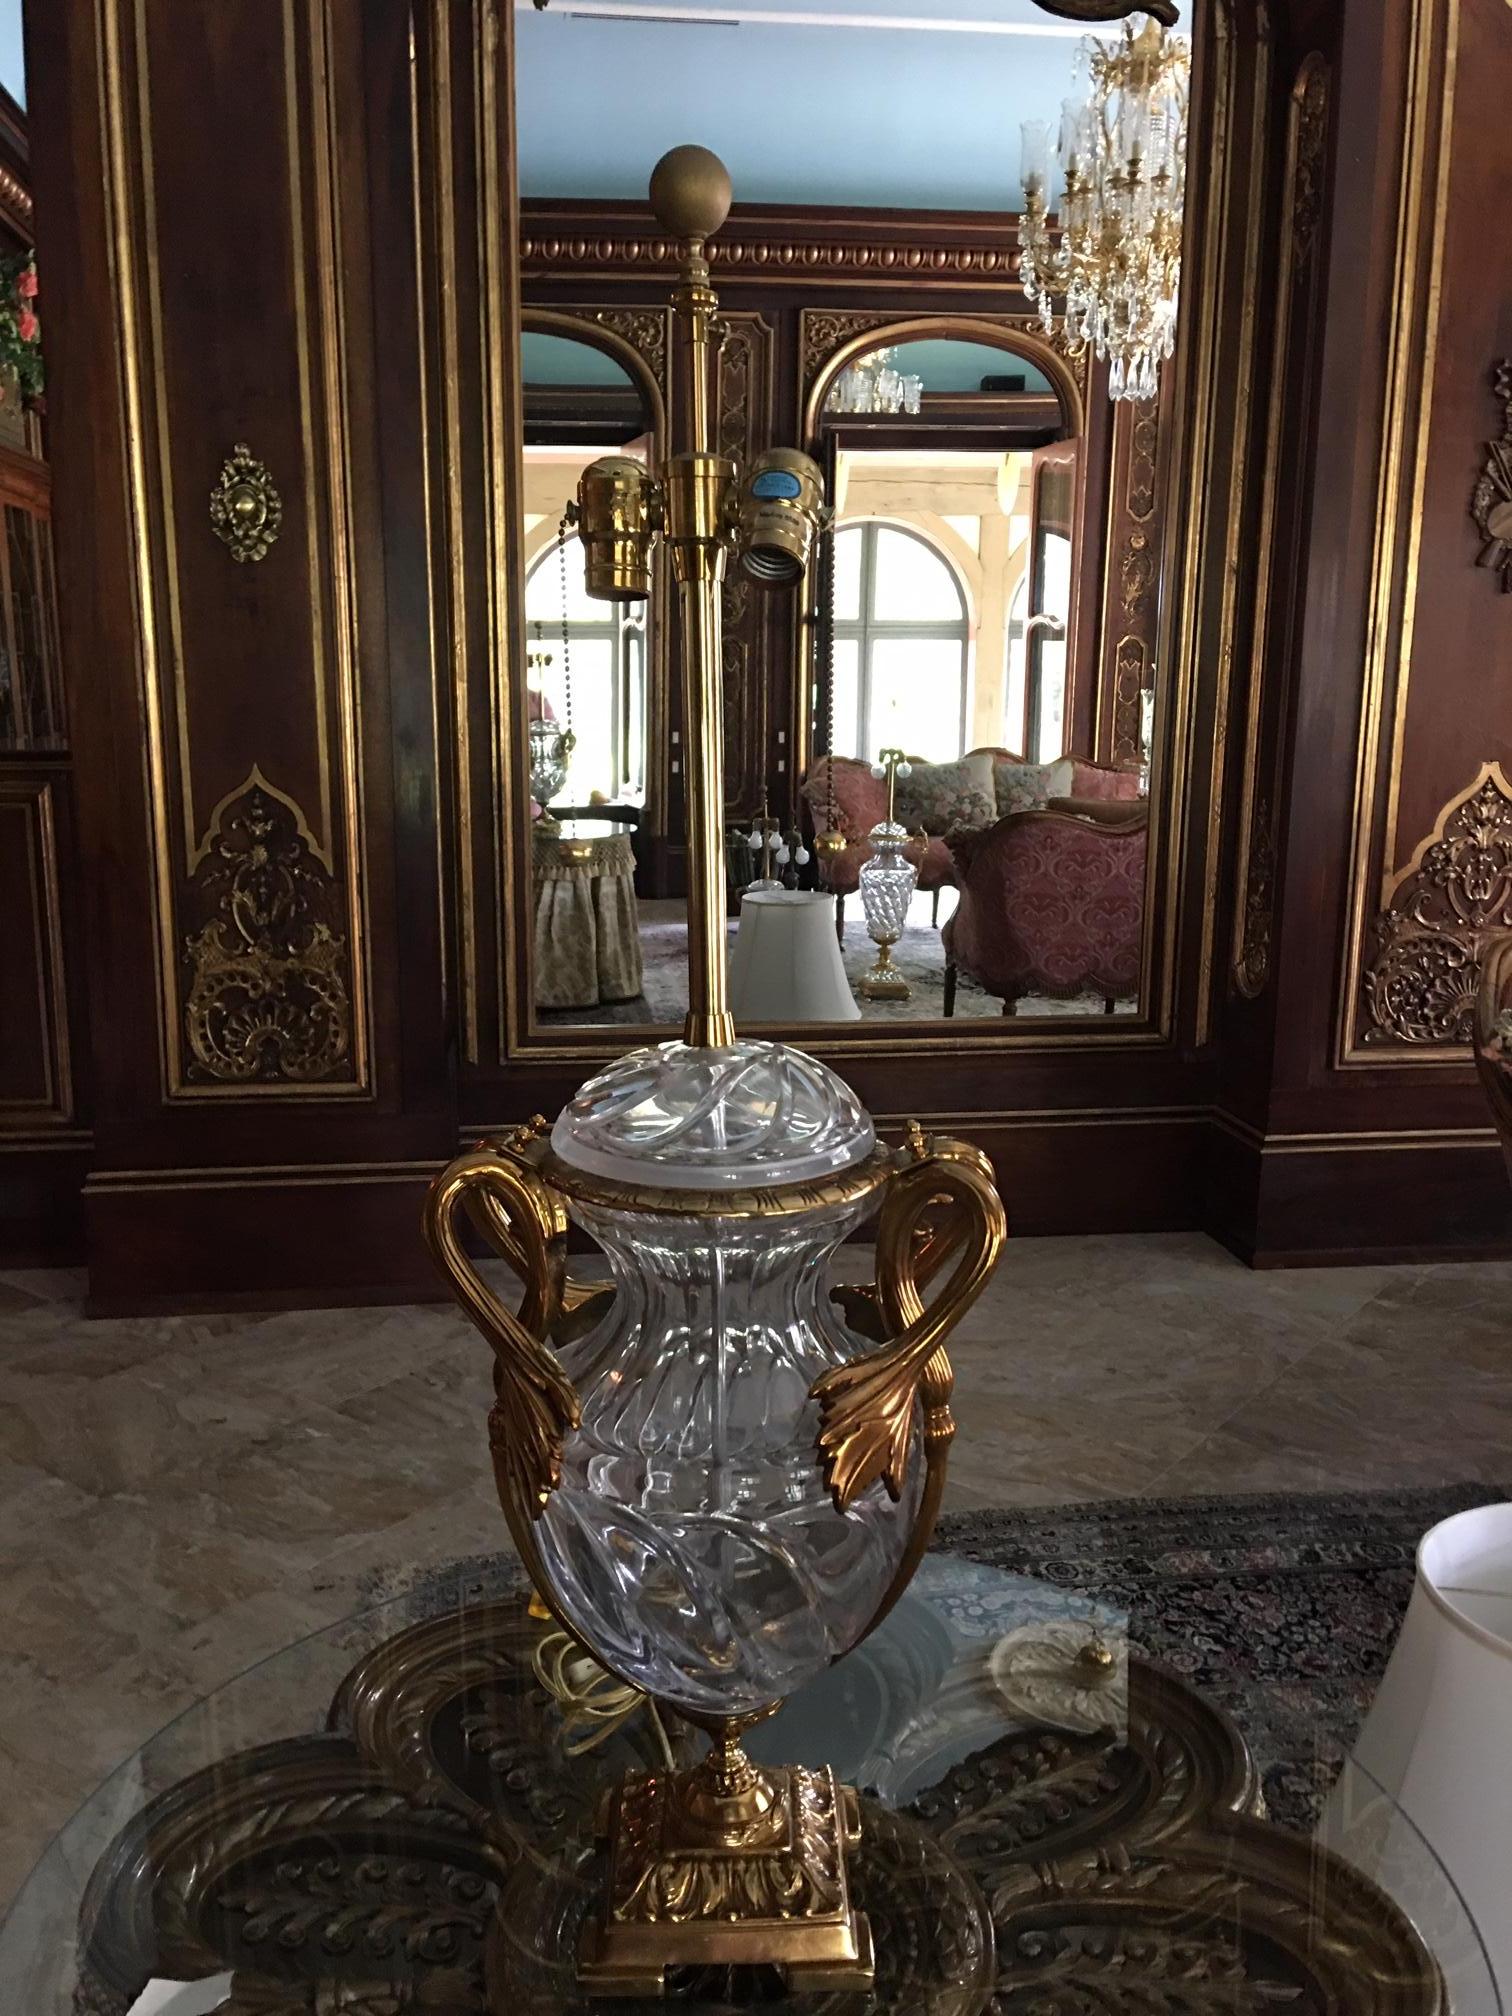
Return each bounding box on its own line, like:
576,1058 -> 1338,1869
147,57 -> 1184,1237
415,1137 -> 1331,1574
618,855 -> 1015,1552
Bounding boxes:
750,469 -> 803,500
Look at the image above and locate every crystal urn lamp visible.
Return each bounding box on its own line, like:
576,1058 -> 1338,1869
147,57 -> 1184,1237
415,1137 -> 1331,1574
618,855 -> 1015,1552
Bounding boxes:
424,147 -> 1005,1995
528,716 -> 574,831
858,747 -> 919,1002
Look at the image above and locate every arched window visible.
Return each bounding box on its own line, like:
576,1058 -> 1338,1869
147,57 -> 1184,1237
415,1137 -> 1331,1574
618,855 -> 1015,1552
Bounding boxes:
524,543 -> 646,804
829,523 -> 969,762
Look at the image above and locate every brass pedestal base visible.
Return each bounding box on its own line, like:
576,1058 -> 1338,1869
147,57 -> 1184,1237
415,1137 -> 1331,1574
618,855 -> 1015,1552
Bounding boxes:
858,941 -> 910,1001
579,1739 -> 875,1995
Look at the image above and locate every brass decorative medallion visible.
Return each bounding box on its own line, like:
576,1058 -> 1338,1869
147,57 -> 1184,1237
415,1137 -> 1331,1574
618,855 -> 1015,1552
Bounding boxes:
209,442 -> 283,562
1470,359 -> 1512,591
72,1592 -> 1441,2016
182,773 -> 353,1083
1362,763 -> 1512,1046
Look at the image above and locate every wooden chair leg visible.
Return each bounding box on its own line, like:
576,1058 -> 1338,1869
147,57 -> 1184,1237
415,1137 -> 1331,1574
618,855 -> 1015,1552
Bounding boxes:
1103,996 -> 1116,1015
931,887 -> 941,927
834,893 -> 845,945
943,960 -> 957,1018
1001,998 -> 1019,1017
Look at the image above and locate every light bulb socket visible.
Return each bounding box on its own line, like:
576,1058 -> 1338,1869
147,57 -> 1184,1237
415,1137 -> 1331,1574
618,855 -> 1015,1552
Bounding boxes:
736,448 -> 825,590
575,457 -> 661,602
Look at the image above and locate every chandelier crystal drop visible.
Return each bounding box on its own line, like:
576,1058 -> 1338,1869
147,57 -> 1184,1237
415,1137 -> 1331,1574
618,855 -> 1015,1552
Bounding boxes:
1019,15 -> 1191,403
825,345 -> 924,417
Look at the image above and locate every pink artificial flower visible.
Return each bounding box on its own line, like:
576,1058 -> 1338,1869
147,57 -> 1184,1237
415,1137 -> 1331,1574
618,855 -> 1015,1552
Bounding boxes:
17,307 -> 36,342
17,267 -> 36,298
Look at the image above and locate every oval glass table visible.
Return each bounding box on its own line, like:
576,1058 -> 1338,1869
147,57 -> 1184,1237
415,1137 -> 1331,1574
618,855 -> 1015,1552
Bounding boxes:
0,1555 -> 1496,2016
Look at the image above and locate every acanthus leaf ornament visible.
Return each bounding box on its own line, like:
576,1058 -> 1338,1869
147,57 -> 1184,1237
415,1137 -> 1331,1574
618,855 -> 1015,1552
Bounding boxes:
812,1136 -> 1005,1513
209,442 -> 283,563
1362,764 -> 1512,1046
1470,359 -> 1512,591
182,773 -> 353,1084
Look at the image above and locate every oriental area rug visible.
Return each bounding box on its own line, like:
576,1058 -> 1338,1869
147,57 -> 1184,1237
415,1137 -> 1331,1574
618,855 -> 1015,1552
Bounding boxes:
365,1482 -> 1501,1834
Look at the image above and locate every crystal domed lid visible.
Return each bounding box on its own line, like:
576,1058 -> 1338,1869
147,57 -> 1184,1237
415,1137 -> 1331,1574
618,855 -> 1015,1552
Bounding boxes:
551,1038 -> 875,1190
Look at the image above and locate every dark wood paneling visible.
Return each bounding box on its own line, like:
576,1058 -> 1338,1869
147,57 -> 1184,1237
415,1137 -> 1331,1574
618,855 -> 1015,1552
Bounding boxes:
22,0 -> 1512,1297
0,772 -> 71,1118
1211,1127 -> 1512,1268
26,0 -> 455,1302
84,1171 -> 441,1314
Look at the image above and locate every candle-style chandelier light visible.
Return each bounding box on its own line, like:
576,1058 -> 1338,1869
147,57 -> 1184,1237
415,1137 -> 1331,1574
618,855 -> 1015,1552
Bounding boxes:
1019,14 -> 1191,402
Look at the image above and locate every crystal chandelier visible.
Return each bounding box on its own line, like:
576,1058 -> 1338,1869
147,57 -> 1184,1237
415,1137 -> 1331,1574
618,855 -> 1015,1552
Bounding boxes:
825,345 -> 924,417
1019,14 -> 1191,402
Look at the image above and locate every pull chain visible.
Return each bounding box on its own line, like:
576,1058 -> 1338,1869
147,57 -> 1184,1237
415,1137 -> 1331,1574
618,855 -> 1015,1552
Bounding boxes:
819,515 -> 838,840
556,513 -> 575,749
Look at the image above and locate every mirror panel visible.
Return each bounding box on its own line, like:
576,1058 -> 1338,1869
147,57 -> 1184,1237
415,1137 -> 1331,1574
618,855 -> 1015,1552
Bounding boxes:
511,4 -> 1182,1040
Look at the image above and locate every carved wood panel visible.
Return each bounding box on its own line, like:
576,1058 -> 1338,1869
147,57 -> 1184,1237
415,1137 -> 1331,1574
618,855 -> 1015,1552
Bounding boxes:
1229,50 -> 1332,1003
1096,398 -> 1166,767
717,313 -> 777,822
1338,0 -> 1511,1062
1361,764 -> 1512,1048
93,0 -> 372,1095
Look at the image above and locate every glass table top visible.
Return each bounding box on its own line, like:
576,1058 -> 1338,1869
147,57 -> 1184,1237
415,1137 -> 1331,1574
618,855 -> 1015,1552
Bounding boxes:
0,1555 -> 1495,2015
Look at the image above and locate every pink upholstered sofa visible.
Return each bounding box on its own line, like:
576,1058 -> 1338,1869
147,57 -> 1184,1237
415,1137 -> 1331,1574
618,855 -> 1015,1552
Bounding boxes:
942,769 -> 1147,1013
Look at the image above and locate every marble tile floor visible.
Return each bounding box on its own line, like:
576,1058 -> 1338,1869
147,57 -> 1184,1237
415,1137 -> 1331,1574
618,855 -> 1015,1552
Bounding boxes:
2,1233 -> 1510,1914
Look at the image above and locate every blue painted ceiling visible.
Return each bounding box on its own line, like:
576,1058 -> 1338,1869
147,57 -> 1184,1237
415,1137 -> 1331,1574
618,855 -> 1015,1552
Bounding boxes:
514,0 -> 1154,213
0,0 -> 23,107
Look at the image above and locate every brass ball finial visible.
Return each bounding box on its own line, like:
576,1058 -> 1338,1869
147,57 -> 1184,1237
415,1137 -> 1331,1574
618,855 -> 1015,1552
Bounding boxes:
649,145 -> 733,246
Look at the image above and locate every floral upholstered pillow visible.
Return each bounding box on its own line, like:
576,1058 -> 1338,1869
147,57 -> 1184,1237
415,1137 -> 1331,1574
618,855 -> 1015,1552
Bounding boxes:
992,755 -> 1074,817
895,752 -> 996,835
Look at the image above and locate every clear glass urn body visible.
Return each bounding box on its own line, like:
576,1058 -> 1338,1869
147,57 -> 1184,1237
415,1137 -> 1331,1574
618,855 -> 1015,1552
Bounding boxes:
859,819 -> 919,945
539,1039 -> 921,1719
529,719 -> 574,819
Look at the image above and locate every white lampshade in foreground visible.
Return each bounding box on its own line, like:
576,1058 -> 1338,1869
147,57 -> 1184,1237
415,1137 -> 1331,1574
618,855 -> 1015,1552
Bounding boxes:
729,889 -> 860,1023
1321,1503 -> 1512,2009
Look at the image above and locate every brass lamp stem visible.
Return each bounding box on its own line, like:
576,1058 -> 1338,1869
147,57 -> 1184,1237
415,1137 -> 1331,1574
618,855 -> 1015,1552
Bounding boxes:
652,148 -> 738,1051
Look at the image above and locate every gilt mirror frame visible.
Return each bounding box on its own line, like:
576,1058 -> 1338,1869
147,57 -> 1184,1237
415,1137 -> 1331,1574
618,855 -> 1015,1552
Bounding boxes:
489,0 -> 1265,1068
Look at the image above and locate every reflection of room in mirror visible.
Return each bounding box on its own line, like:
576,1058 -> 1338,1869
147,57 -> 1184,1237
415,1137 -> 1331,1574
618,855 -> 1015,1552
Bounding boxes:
513,10 -> 1163,1039
520,329 -> 653,814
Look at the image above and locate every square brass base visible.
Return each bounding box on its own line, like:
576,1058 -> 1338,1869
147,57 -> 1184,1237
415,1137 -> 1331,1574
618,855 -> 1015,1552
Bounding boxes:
858,946 -> 910,1001
858,971 -> 911,1001
578,1763 -> 875,1995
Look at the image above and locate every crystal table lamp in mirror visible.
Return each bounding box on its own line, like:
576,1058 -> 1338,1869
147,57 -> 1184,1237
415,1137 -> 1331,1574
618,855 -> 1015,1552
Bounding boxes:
425,145 -> 1005,1993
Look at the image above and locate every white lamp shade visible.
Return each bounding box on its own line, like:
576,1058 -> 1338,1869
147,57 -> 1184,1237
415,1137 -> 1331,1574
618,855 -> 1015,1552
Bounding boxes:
729,890 -> 861,1024
1321,1503 -> 1512,2007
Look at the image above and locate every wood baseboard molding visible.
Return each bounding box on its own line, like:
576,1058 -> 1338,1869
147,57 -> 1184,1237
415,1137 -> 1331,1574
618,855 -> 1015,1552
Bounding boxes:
83,1164 -> 446,1315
